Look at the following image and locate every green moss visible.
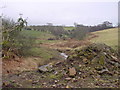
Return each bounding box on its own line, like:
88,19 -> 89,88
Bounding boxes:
99,55 -> 105,65
68,54 -> 77,59
48,73 -> 63,79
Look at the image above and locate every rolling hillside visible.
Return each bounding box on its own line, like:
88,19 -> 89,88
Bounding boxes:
89,28 -> 118,50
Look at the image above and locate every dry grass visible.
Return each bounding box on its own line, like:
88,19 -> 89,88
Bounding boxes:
89,28 -> 118,50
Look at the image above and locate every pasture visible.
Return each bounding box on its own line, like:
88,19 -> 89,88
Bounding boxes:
89,28 -> 118,50
63,26 -> 75,30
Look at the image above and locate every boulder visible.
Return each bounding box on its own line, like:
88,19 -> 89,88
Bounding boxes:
48,38 -> 56,40
38,64 -> 53,72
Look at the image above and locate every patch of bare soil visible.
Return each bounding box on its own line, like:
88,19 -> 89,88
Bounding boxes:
2,58 -> 38,75
41,39 -> 91,51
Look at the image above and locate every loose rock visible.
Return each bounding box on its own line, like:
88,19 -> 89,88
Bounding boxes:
38,64 -> 53,72
65,77 -> 72,81
69,67 -> 76,77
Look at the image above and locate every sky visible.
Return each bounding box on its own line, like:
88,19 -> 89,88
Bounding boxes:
1,0 -> 119,26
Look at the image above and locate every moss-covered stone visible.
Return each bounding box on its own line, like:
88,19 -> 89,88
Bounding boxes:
67,43 -> 119,76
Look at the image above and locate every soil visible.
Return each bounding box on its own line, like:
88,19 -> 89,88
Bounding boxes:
40,39 -> 91,53
2,36 -> 120,88
2,58 -> 38,75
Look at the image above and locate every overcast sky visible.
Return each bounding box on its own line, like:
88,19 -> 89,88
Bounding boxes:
1,0 -> 119,26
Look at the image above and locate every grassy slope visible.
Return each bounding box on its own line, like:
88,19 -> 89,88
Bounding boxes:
21,30 -> 55,39
21,30 -> 59,44
90,28 -> 118,50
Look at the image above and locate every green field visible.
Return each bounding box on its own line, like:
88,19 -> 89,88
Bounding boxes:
21,30 -> 58,44
20,30 -> 61,63
64,26 -> 75,30
90,28 -> 118,50
21,30 -> 55,39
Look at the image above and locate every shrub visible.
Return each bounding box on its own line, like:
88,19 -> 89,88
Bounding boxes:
70,26 -> 89,40
2,17 -> 35,58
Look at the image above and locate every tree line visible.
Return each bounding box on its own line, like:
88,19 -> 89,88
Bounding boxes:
29,21 -> 114,40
